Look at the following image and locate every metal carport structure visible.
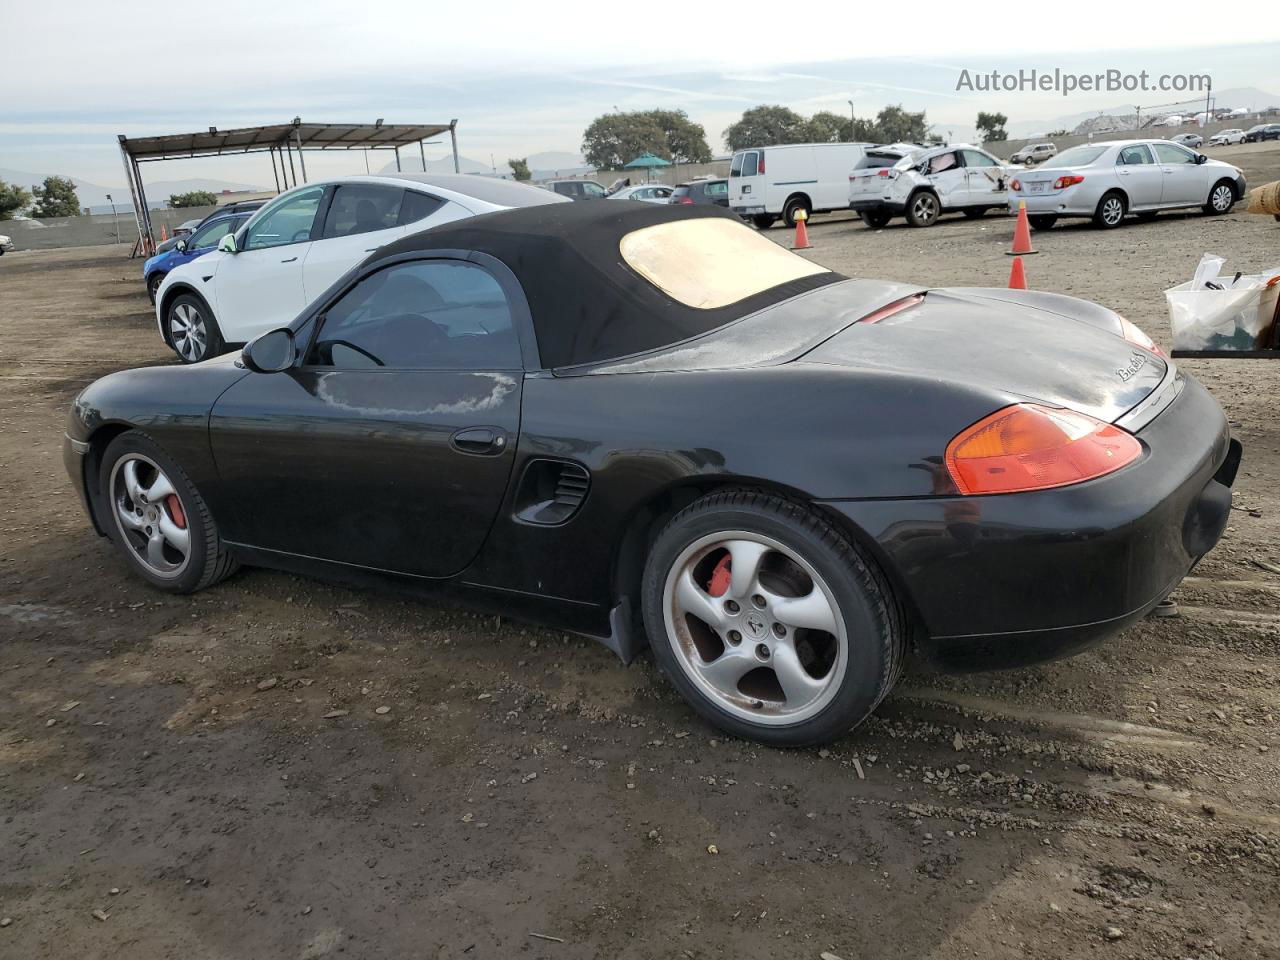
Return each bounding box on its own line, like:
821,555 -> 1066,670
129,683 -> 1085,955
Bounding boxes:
118,119 -> 459,255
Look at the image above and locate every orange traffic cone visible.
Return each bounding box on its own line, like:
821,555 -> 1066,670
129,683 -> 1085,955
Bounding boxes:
1006,200 -> 1037,256
792,208 -> 811,250
1008,255 -> 1027,290
160,223 -> 169,242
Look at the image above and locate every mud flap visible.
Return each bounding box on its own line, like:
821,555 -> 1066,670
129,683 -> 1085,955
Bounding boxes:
602,596 -> 648,665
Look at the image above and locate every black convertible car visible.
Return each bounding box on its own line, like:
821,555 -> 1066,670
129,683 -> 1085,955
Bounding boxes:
64,203 -> 1240,746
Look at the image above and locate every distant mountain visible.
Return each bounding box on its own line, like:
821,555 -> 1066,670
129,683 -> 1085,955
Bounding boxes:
376,154 -> 493,175
1004,86 -> 1280,139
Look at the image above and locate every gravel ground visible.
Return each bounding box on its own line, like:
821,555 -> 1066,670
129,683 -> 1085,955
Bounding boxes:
2,145 -> 1279,960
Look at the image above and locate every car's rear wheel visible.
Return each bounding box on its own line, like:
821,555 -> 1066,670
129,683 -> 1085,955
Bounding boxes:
782,197 -> 811,229
166,292 -> 223,364
1093,191 -> 1126,228
751,214 -> 777,230
1204,180 -> 1236,215
100,431 -> 238,593
641,491 -> 905,746
1028,214 -> 1058,230
860,211 -> 892,229
905,191 -> 940,227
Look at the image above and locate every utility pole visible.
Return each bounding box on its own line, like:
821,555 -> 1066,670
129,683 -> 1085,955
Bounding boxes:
847,100 -> 855,140
105,193 -> 120,245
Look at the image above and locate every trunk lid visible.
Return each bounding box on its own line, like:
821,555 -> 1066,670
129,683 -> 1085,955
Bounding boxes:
802,288 -> 1167,423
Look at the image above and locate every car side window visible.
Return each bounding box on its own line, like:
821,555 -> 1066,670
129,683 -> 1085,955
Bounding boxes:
1117,145 -> 1153,165
245,187 -> 324,250
928,152 -> 959,174
1152,143 -> 1195,165
310,260 -> 522,371
707,181 -> 727,198
962,150 -> 998,168
583,182 -> 606,197
321,185 -> 404,239
399,190 -> 444,226
740,151 -> 759,177
188,217 -> 238,249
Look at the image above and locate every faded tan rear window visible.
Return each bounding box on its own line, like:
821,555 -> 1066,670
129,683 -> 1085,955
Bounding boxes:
619,218 -> 828,310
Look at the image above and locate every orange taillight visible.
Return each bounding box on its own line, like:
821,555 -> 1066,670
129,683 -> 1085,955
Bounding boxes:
945,403 -> 1141,495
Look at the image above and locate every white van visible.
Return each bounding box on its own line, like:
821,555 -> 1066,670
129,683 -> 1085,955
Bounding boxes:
728,142 -> 871,228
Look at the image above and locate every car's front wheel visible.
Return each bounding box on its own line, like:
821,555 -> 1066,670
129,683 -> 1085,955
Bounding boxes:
642,491 -> 905,747
147,272 -> 164,304
962,207 -> 988,219
1204,180 -> 1236,215
905,191 -> 940,227
166,292 -> 223,363
99,431 -> 238,593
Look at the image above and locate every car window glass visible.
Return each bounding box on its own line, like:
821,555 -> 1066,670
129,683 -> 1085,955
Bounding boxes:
730,153 -> 744,177
740,151 -> 759,176
1050,145 -> 1108,167
928,152 -> 959,174
311,260 -> 521,370
245,187 -> 324,250
399,190 -> 444,226
189,217 -> 238,249
583,182 -> 606,197
1117,145 -> 1153,165
962,150 -> 998,168
322,185 -> 403,239
707,181 -> 727,197
1153,143 -> 1196,165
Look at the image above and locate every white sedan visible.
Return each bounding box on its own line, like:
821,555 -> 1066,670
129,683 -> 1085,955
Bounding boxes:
607,184 -> 674,204
1008,139 -> 1247,229
155,174 -> 568,363
1208,128 -> 1246,146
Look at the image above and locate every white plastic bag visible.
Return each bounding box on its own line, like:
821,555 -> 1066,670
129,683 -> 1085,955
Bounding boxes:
1166,254 -> 1280,351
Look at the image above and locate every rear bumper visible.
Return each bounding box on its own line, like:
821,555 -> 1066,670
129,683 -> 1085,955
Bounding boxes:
1008,190 -> 1093,217
849,199 -> 907,215
823,374 -> 1239,671
731,204 -> 767,216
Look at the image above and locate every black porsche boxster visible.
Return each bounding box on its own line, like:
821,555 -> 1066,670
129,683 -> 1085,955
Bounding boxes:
64,202 -> 1240,746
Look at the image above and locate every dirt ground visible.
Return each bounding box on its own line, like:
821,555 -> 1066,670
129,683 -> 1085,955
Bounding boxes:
2,148 -> 1280,960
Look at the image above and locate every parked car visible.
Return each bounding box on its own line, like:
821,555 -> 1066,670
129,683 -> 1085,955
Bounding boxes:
65,202 -> 1239,746
1208,129 -> 1246,146
1243,124 -> 1280,143
607,184 -> 674,204
154,174 -> 567,363
545,179 -> 608,201
728,141 -> 872,228
1008,139 -> 1247,229
849,143 -> 1011,228
143,211 -> 253,303
1009,142 -> 1057,165
1171,133 -> 1204,148
155,200 -> 268,254
671,178 -> 729,207
0,233 -> 14,255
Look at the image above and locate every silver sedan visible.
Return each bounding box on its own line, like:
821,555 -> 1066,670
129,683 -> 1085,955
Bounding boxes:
1008,139 -> 1246,229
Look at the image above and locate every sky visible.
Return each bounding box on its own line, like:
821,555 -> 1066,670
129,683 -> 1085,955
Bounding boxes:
2,0 -> 1278,187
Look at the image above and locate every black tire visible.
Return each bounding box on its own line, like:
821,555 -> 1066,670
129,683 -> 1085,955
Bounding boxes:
751,214 -> 777,230
641,490 -> 905,747
146,272 -> 164,304
1204,179 -> 1236,216
905,191 -> 940,228
860,210 -> 892,229
98,431 -> 238,594
782,196 -> 811,229
1028,214 -> 1058,231
1092,190 -> 1127,229
962,207 -> 988,219
165,292 -> 224,364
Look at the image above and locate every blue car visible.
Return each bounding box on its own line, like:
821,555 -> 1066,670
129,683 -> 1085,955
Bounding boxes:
143,212 -> 251,303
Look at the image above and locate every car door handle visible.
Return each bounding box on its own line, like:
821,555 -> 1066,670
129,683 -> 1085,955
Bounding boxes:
281,256 -> 298,263
450,427 -> 508,455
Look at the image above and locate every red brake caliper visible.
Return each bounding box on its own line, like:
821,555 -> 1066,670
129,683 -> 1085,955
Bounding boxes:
165,494 -> 187,530
707,554 -> 732,598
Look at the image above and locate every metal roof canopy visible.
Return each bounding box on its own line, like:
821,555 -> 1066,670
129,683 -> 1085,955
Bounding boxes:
117,119 -> 459,256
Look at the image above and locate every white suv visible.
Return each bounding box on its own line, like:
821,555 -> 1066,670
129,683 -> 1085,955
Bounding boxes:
155,174 -> 566,363
1010,142 -> 1058,165
848,143 -> 1011,228
1208,128 -> 1246,146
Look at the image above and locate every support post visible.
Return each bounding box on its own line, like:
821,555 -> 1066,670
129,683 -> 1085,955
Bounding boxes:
295,126 -> 308,183
394,145 -> 401,172
449,120 -> 459,173
286,140 -> 297,187
270,147 -> 281,192
133,155 -> 155,257
419,139 -> 427,172
117,136 -> 147,258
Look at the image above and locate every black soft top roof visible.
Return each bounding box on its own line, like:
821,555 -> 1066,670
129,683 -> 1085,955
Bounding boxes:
376,201 -> 843,368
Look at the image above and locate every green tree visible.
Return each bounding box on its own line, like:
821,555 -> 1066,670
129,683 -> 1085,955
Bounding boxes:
508,158 -> 532,181
0,179 -> 32,220
872,105 -> 928,143
646,109 -> 712,163
30,176 -> 81,218
975,111 -> 1009,143
724,105 -> 809,151
580,109 -> 711,170
169,190 -> 218,208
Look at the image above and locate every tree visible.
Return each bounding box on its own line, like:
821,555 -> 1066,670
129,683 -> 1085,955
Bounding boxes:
30,176 -> 81,218
0,179 -> 32,220
170,190 -> 218,208
872,105 -> 928,144
580,109 -> 711,170
724,105 -> 808,151
508,158 -> 532,181
975,111 -> 1009,143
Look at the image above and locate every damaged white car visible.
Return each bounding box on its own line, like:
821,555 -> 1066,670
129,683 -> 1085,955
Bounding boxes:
848,143 -> 1012,228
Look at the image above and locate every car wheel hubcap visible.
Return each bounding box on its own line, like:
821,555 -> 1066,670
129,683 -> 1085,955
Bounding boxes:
913,196 -> 936,222
1103,199 -> 1122,224
110,455 -> 191,578
1212,186 -> 1232,211
169,303 -> 207,362
662,531 -> 847,726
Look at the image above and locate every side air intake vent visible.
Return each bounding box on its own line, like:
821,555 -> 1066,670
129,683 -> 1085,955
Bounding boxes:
514,459 -> 591,526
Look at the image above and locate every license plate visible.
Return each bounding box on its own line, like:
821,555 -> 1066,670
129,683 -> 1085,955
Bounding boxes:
854,179 -> 876,193
1027,181 -> 1047,194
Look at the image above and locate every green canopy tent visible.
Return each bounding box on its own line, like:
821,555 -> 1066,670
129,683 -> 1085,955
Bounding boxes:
622,151 -> 671,183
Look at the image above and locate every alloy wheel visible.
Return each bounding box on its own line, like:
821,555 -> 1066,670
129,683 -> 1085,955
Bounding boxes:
911,194 -> 938,225
1211,184 -> 1233,212
169,302 -> 208,362
1101,197 -> 1124,226
109,454 -> 191,579
662,531 -> 848,726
